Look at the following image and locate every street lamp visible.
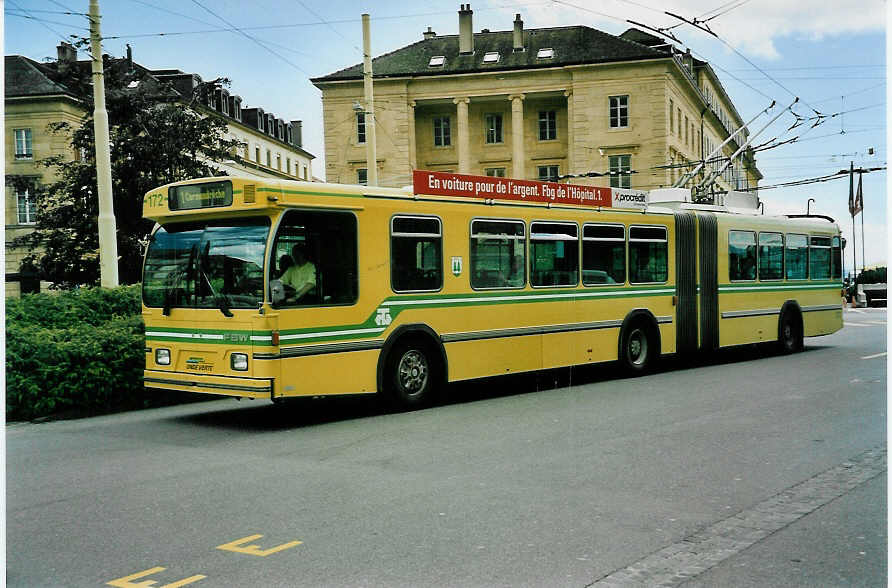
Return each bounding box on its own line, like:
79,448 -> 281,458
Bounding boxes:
807,198 -> 815,215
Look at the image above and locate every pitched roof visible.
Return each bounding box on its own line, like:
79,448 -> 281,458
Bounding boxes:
5,55 -> 77,99
311,25 -> 672,83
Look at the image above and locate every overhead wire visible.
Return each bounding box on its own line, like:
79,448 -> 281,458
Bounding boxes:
188,0 -> 314,77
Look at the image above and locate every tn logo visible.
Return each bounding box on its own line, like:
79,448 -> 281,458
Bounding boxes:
375,307 -> 393,326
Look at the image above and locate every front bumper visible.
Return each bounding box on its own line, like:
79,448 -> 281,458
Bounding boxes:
144,369 -> 273,399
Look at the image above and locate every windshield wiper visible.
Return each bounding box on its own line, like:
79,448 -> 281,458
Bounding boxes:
199,241 -> 233,318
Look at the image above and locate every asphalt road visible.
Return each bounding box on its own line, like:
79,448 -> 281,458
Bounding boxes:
7,307 -> 886,587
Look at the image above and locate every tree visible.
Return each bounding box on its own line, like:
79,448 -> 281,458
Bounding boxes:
10,53 -> 242,288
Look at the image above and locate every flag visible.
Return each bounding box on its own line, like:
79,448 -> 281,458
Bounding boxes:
847,162 -> 856,216
853,172 -> 863,215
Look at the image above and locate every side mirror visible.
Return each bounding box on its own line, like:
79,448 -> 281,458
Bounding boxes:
270,279 -> 285,305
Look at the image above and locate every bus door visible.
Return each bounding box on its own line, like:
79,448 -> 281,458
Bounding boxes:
698,212 -> 719,351
674,211 -> 697,355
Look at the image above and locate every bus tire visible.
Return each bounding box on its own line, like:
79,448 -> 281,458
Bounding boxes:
619,319 -> 657,375
386,339 -> 441,410
778,308 -> 803,354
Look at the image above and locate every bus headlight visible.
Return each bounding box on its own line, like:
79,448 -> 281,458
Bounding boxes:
156,348 -> 171,366
231,353 -> 249,371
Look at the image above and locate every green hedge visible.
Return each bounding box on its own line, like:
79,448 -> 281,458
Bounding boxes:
7,286 -> 148,421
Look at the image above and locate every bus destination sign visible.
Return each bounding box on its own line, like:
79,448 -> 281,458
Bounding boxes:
168,180 -> 233,211
413,170 -> 644,209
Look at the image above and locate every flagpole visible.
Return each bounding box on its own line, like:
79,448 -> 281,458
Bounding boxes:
859,170 -> 865,275
849,161 -> 857,283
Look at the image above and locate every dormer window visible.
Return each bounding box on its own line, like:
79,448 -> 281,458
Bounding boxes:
483,52 -> 500,63
429,55 -> 445,67
537,47 -> 554,59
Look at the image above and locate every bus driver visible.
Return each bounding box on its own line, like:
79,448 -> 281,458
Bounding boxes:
280,244 -> 316,302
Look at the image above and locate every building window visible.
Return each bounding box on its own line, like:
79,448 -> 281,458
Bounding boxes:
433,116 -> 451,147
357,168 -> 368,185
255,146 -> 261,163
485,113 -> 503,144
16,186 -> 36,225
266,150 -> 271,167
609,95 -> 629,128
538,110 -> 556,141
287,158 -> 291,175
608,154 -> 631,188
356,112 -> 366,144
391,216 -> 442,292
14,128 -> 33,160
669,100 -> 674,136
303,165 -> 308,180
277,154 -> 282,170
538,165 -> 559,182
485,167 -> 506,177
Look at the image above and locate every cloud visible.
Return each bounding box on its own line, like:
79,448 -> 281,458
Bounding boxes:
487,0 -> 886,60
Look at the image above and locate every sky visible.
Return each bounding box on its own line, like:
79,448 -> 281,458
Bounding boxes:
5,0 -> 888,269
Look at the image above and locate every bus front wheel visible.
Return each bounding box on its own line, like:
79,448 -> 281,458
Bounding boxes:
386,340 -> 440,410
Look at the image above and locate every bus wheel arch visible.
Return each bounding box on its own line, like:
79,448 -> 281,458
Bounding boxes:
377,325 -> 447,409
778,301 -> 804,353
618,310 -> 661,375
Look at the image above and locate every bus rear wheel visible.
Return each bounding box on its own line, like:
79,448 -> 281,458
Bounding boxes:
620,323 -> 656,375
386,340 -> 440,410
779,312 -> 803,354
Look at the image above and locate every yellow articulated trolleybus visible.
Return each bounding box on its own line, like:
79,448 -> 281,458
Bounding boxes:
142,170 -> 844,409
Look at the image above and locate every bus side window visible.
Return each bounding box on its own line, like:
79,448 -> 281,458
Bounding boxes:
582,224 -> 625,286
391,216 -> 442,292
629,225 -> 668,284
758,232 -> 783,281
272,210 -> 358,307
785,233 -> 808,280
831,236 -> 842,279
470,219 -> 525,289
729,230 -> 756,281
530,222 -> 578,287
809,236 -> 832,280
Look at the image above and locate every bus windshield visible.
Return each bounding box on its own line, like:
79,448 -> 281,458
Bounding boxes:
143,217 -> 270,313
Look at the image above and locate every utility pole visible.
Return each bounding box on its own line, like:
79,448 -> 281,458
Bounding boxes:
362,14 -> 378,187
89,0 -> 119,287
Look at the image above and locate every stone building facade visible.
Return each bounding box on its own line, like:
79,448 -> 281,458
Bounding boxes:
311,5 -> 760,194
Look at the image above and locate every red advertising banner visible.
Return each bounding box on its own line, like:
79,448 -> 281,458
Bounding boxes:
413,170 -> 612,208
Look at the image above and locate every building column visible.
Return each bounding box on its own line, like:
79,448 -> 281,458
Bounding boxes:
564,90 -> 574,176
454,97 -> 470,174
509,93 -> 525,179
408,100 -> 417,173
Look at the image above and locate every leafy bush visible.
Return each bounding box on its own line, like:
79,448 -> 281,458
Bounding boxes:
6,286 -> 148,421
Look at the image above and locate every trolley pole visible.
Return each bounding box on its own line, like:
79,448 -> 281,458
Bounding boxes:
89,0 -> 119,287
362,14 -> 378,187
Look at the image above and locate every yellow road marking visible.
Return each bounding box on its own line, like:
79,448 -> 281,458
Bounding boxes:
216,534 -> 303,557
107,567 -> 206,587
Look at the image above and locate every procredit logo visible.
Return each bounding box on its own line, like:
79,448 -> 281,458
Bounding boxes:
611,189 -> 648,209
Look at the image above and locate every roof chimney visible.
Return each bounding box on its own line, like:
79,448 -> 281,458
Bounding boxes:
513,14 -> 524,51
459,4 -> 474,55
56,42 -> 76,65
423,26 -> 436,40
